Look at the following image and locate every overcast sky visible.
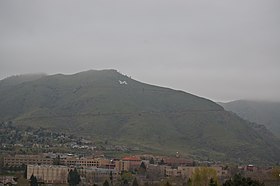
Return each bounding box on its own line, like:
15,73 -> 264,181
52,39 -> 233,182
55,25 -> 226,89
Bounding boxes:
0,0 -> 279,102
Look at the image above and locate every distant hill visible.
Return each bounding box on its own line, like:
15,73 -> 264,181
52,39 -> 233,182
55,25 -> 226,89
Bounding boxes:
219,100 -> 280,138
0,73 -> 46,89
0,70 -> 279,164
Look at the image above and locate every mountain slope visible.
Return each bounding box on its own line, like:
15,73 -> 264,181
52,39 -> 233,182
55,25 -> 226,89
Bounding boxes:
0,70 -> 279,164
219,100 -> 280,138
0,73 -> 46,88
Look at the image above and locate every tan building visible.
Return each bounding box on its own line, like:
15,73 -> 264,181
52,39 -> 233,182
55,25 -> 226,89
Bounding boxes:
4,154 -> 117,169
211,166 -> 228,177
62,157 -> 115,169
4,155 -> 53,166
178,166 -> 198,178
79,167 -> 118,185
115,156 -> 142,172
165,166 -> 195,178
145,164 -> 166,181
63,157 -> 101,167
162,157 -> 193,167
166,168 -> 181,177
27,165 -> 70,184
173,166 -> 228,180
115,160 -> 131,172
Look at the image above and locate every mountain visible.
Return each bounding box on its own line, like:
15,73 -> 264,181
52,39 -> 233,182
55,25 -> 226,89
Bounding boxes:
0,73 -> 46,88
219,100 -> 280,138
0,70 -> 279,164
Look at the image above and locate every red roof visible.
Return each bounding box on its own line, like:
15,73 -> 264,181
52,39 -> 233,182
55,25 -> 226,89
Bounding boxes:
122,156 -> 141,161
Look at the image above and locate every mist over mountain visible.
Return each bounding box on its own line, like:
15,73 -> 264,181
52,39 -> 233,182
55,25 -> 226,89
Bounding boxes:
0,70 -> 279,164
219,100 -> 280,138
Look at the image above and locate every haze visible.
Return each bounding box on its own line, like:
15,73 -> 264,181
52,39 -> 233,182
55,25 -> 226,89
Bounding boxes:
0,0 -> 279,102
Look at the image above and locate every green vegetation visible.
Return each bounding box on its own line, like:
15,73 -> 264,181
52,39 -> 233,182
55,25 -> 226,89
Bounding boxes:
209,178 -> 218,186
190,167 -> 219,186
67,168 -> 81,186
223,174 -> 264,186
120,171 -> 133,183
53,155 -> 62,165
219,100 -> 280,138
30,174 -> 38,186
139,162 -> 147,175
103,180 -> 110,186
132,178 -> 139,186
0,70 -> 279,164
271,166 -> 280,180
17,176 -> 29,186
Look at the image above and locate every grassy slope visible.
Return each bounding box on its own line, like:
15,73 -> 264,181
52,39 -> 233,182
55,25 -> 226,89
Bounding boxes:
220,100 -> 280,138
0,70 -> 279,164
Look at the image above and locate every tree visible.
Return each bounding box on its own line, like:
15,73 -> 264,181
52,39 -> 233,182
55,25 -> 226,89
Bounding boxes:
23,164 -> 27,179
149,157 -> 155,164
53,155 -> 62,165
30,174 -> 38,186
110,171 -> 113,185
165,181 -> 171,186
140,162 -> 146,170
271,166 -> 280,180
187,178 -> 192,186
103,179 -> 110,186
139,162 -> 147,175
132,178 -> 139,186
123,179 -> 129,186
121,171 -> 133,183
159,159 -> 165,165
191,167 -> 219,186
223,174 -> 265,186
17,176 -> 29,186
68,168 -> 81,186
209,178 -> 218,186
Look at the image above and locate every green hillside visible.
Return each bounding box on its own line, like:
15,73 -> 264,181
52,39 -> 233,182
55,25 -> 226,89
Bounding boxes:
0,73 -> 46,88
0,70 -> 279,164
219,100 -> 280,138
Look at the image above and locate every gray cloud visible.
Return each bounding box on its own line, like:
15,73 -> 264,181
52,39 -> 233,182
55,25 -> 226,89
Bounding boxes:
0,0 -> 280,102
